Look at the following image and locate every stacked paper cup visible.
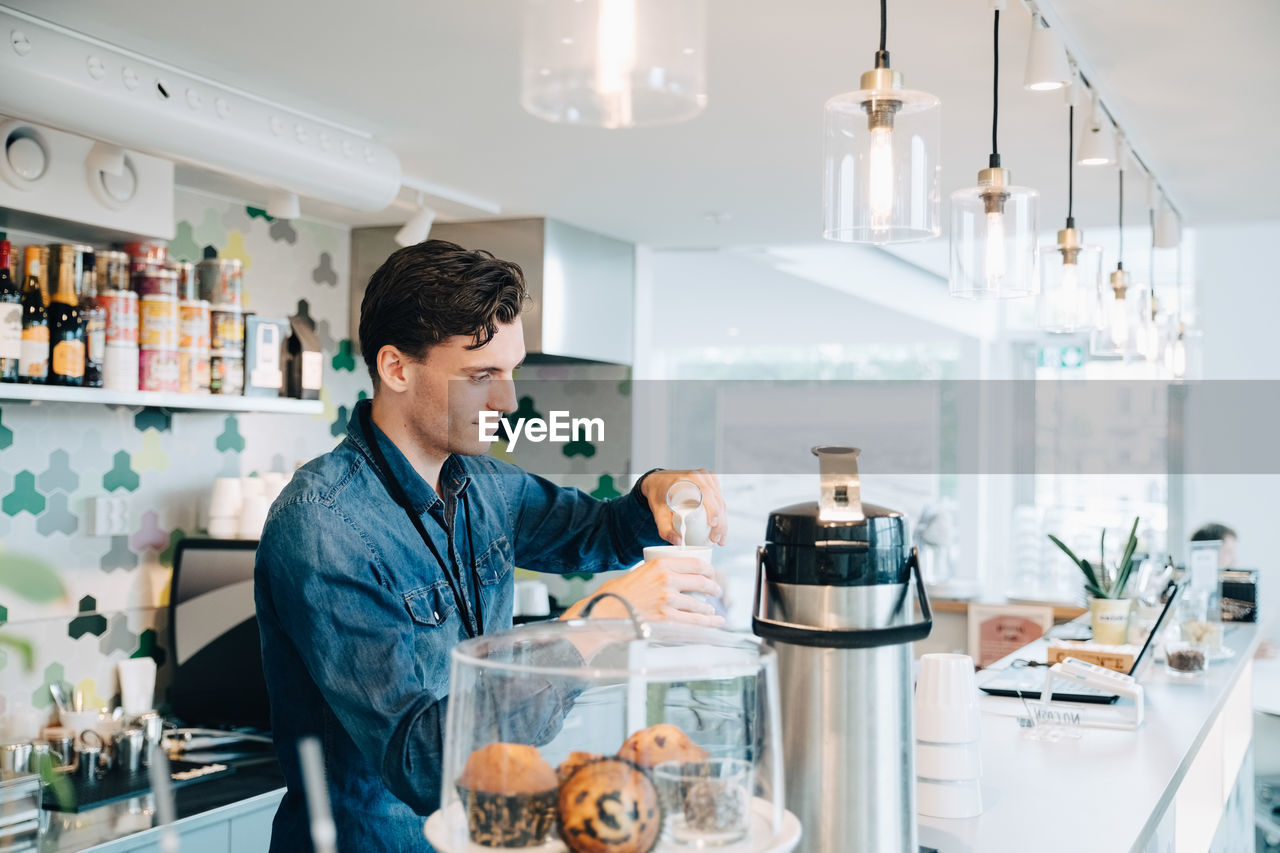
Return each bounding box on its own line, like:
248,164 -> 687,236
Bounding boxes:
207,477 -> 242,539
915,653 -> 983,819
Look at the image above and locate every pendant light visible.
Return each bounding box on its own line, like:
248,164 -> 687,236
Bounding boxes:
520,0 -> 707,129
1134,177 -> 1164,362
1037,92 -> 1103,332
1090,166 -> 1139,358
1077,91 -> 1116,166
1154,195 -> 1182,248
1164,240 -> 1189,378
949,0 -> 1038,298
822,0 -> 941,244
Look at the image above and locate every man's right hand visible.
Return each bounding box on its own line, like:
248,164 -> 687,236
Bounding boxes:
561,558 -> 725,628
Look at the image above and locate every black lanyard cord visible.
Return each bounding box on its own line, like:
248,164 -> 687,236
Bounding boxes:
359,407 -> 483,638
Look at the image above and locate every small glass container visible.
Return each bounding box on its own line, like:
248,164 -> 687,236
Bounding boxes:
654,757 -> 753,846
1164,640 -> 1207,677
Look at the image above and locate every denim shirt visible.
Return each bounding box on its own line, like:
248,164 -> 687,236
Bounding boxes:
254,400 -> 662,852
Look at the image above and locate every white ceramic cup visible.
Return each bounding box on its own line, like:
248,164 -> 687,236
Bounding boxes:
238,495 -> 270,539
915,653 -> 981,744
514,580 -> 551,618
240,476 -> 267,501
915,740 -> 982,782
208,477 -> 243,519
917,777 -> 983,819
208,516 -> 238,539
117,658 -> 157,717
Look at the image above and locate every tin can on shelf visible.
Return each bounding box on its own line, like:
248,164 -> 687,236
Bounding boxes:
210,305 -> 244,354
179,348 -> 211,394
100,289 -> 139,345
173,262 -> 197,301
210,351 -> 244,396
178,299 -> 211,350
139,346 -> 179,392
139,294 -> 179,349
122,242 -> 167,264
197,258 -> 243,307
132,261 -> 179,298
103,342 -> 140,391
96,251 -> 130,292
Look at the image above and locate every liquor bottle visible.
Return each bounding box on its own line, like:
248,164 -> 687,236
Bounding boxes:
18,248 -> 49,384
80,251 -> 105,388
0,240 -> 21,382
47,246 -> 84,386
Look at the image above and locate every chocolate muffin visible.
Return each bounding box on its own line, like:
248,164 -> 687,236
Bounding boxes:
557,758 -> 663,853
456,743 -> 559,847
616,724 -> 708,769
557,751 -> 605,784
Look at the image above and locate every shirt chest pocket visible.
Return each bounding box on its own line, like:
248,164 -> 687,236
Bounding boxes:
475,535 -> 513,587
404,581 -> 456,628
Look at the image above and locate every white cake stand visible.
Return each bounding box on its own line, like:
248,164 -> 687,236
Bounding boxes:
424,797 -> 801,853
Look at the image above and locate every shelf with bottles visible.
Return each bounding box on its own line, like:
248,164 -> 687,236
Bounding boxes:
0,381 -> 323,414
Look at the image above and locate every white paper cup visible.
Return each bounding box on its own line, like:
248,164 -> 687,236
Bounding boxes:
207,516 -> 238,539
238,496 -> 270,539
643,544 -> 713,565
209,477 -> 242,519
916,740 -> 982,782
915,653 -> 981,744
240,476 -> 266,500
117,658 -> 157,717
515,580 -> 551,617
917,778 -> 983,819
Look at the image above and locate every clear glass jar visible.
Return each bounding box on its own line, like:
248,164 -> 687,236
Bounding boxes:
429,612 -> 787,851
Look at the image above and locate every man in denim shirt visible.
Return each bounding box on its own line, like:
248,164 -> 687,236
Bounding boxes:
255,240 -> 727,852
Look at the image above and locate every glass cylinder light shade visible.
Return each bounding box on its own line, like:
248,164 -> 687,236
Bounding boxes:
430,618 -> 787,850
1037,237 -> 1103,332
822,84 -> 941,244
949,176 -> 1039,298
521,0 -> 707,129
1089,273 -> 1143,358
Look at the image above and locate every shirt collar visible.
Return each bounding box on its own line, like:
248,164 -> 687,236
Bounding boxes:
347,399 -> 472,513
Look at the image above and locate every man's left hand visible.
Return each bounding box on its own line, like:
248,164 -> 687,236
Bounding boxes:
640,469 -> 727,546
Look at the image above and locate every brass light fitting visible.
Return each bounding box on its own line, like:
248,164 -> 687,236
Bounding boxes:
1057,221 -> 1082,265
860,65 -> 903,132
978,166 -> 1011,215
1110,267 -> 1129,299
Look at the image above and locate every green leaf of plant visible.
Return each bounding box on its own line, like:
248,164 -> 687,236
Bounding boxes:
0,551 -> 66,603
1113,516 -> 1142,598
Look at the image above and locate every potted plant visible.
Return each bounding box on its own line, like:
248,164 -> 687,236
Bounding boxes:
1048,517 -> 1140,645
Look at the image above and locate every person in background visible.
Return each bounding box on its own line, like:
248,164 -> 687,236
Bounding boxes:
255,240 -> 729,853
1191,522 -> 1238,568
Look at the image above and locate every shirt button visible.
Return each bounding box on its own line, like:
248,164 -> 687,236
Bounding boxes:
434,611 -> 440,621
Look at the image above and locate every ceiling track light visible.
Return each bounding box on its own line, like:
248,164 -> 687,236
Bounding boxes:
1023,13 -> 1071,91
266,189 -> 300,220
821,0 -> 941,244
1037,100 -> 1102,332
394,193 -> 437,247
1077,91 -> 1116,166
949,0 -> 1038,299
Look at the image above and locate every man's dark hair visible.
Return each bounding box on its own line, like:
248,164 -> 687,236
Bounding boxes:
359,239 -> 528,385
1191,523 -> 1236,542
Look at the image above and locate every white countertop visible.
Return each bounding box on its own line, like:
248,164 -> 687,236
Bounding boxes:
918,622 -> 1261,853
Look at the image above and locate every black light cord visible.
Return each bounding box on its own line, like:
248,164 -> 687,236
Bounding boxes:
1117,168 -> 1125,270
990,9 -> 1001,168
1067,104 -> 1075,225
880,0 -> 887,54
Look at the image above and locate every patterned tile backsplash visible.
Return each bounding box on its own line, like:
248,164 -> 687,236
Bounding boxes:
0,191 -> 634,734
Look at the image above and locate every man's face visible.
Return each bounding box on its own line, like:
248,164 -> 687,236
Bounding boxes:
1218,534 -> 1238,569
402,320 -> 525,459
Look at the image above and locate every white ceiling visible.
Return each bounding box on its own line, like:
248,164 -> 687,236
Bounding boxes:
7,0 -> 1279,248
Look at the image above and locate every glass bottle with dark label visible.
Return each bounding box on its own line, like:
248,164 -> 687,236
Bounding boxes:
47,245 -> 84,386
0,240 -> 21,382
18,247 -> 49,384
79,249 -> 105,388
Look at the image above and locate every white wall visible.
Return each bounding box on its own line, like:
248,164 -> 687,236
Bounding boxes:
1182,222 -> 1280,593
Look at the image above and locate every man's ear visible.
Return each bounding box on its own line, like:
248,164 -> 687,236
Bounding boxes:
376,345 -> 411,392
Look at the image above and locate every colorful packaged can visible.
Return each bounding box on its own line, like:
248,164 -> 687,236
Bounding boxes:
103,342 -> 140,391
210,306 -> 244,353
139,346 -> 179,392
96,251 -> 130,292
210,351 -> 244,396
197,259 -> 243,307
173,262 -> 198,301
179,348 -> 211,394
122,242 -> 167,264
132,261 -> 179,297
100,289 -> 139,344
139,294 -> 179,349
178,299 -> 211,350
